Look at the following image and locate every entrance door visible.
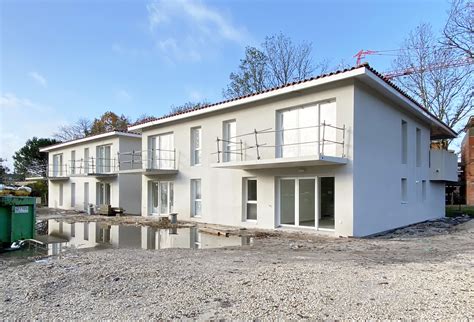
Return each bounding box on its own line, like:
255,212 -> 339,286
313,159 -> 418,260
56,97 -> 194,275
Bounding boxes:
151,181 -> 174,215
279,178 -> 316,227
319,177 -> 335,230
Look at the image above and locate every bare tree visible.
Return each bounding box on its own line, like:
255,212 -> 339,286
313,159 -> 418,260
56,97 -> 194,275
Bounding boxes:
54,118 -> 92,141
442,0 -> 473,58
224,33 -> 327,98
392,24 -> 473,140
167,101 -> 210,116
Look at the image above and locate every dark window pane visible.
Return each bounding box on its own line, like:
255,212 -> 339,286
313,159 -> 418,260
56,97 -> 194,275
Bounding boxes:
247,180 -> 257,201
247,203 -> 257,220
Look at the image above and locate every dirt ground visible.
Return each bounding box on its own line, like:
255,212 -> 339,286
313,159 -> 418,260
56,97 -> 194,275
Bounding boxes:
0,210 -> 472,319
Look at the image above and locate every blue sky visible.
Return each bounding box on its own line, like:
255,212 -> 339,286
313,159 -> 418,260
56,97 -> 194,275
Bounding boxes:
1,0 -> 451,169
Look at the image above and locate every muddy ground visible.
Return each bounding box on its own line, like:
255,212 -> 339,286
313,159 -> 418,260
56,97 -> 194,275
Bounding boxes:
0,210 -> 472,320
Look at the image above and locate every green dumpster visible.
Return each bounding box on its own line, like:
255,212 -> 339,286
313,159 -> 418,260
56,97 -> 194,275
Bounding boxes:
0,196 -> 36,247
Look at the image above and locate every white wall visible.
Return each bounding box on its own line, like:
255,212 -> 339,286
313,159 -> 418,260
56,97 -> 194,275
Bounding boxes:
46,135 -> 142,214
140,80 -> 356,236
352,81 -> 445,236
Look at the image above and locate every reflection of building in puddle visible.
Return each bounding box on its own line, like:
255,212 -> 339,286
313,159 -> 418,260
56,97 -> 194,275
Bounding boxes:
141,227 -> 252,250
47,220 -> 253,252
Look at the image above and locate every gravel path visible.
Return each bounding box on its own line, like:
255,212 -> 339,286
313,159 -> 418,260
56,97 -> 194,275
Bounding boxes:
1,219 -> 473,320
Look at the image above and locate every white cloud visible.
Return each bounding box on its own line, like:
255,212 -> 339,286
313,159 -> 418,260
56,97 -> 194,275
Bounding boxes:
28,71 -> 48,87
146,0 -> 249,62
0,93 -> 49,111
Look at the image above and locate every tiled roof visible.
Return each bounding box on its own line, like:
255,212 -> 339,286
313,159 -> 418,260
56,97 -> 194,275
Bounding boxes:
131,63 -> 455,135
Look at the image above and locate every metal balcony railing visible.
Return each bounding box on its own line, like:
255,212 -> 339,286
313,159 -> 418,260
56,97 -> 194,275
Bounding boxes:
213,121 -> 346,163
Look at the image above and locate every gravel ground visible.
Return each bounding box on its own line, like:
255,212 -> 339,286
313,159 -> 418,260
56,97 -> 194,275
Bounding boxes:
0,217 -> 473,320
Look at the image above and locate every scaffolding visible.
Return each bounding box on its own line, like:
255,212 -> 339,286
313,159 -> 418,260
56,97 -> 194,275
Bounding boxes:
46,148 -> 177,177
213,121 -> 346,163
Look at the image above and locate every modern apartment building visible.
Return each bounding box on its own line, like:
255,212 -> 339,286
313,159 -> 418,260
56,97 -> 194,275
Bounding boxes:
129,64 -> 458,237
40,131 -> 142,214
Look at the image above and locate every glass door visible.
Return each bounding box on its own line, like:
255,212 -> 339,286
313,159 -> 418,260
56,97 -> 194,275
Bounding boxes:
279,178 -> 316,228
151,181 -> 174,215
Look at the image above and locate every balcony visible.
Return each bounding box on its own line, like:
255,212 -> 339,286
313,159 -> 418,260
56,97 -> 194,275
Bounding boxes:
430,149 -> 458,182
211,122 -> 347,170
114,149 -> 178,175
141,148 -> 178,176
47,164 -> 70,180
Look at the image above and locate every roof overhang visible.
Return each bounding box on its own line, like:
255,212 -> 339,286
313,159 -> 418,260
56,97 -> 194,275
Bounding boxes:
128,68 -> 366,132
39,131 -> 141,153
129,66 -> 456,140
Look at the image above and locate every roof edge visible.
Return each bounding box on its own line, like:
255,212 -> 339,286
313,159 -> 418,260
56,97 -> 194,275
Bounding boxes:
39,131 -> 141,152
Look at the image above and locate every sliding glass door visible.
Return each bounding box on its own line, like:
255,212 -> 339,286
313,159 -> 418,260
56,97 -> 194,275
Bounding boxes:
279,177 -> 335,230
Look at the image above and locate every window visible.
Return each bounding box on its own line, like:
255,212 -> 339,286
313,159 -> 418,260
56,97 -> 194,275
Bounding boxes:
401,178 -> 407,203
53,154 -> 63,176
223,120 -> 237,162
96,182 -> 111,205
149,133 -> 174,169
277,101 -> 336,158
421,180 -> 427,202
70,150 -> 76,174
191,179 -> 202,217
416,128 -> 421,167
96,145 -> 112,173
150,181 -> 174,215
191,127 -> 202,166
84,182 -> 89,211
401,120 -> 407,164
71,183 -> 76,207
59,183 -> 63,206
245,179 -> 257,220
84,148 -> 90,174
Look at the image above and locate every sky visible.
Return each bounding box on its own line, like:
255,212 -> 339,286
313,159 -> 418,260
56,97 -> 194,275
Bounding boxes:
0,0 -> 452,169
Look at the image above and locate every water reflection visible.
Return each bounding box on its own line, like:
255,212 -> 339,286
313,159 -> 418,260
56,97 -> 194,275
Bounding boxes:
47,220 -> 252,255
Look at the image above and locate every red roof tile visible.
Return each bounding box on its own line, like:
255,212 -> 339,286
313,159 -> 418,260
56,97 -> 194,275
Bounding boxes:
131,63 -> 455,135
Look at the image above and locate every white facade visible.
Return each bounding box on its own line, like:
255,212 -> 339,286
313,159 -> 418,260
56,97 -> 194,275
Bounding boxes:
40,132 -> 142,215
130,65 -> 457,237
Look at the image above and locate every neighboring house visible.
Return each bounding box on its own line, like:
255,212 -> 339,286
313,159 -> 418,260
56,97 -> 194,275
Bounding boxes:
129,64 -> 457,237
461,116 -> 474,205
40,131 -> 142,215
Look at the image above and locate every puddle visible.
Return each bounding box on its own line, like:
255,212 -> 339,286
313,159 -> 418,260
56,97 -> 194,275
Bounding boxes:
0,219 -> 253,261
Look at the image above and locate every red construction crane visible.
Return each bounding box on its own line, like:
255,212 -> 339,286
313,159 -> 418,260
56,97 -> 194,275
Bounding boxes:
353,49 -> 378,66
383,58 -> 474,79
353,48 -> 474,79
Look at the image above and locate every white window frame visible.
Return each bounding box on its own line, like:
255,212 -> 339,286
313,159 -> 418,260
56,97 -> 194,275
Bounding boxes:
70,150 -> 76,175
84,148 -> 90,174
276,100 -> 336,158
149,181 -> 174,215
191,127 -> 202,166
96,182 -> 111,205
149,132 -> 175,170
53,154 -> 63,176
191,179 -> 202,217
244,178 -> 257,221
223,120 -> 237,162
96,145 -> 112,173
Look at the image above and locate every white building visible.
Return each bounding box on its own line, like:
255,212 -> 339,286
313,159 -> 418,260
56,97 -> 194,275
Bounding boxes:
40,131 -> 142,215
129,64 -> 457,237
